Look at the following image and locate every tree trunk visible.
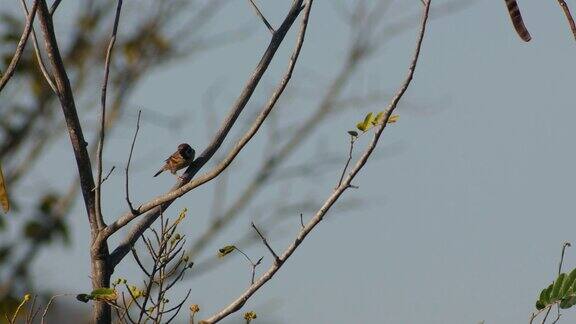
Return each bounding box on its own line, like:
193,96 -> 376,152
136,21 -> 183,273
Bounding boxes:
91,243 -> 112,324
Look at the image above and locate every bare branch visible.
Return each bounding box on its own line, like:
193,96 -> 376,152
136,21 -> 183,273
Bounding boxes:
19,0 -> 57,93
201,1 -> 430,322
504,0 -> 531,42
248,0 -> 275,34
41,294 -> 70,324
251,222 -> 280,264
36,0 -> 97,233
557,0 -> 576,41
126,110 -> 142,214
49,0 -> 62,16
336,134 -> 356,188
92,166 -> 115,191
107,0 -> 308,267
96,0 -> 124,229
0,0 -> 39,93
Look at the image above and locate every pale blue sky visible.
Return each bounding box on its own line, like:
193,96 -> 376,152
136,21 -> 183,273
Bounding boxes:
15,0 -> 576,322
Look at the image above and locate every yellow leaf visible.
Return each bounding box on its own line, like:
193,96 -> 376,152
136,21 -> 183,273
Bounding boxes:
218,245 -> 236,258
356,112 -> 375,132
244,311 -> 257,320
387,115 -> 399,124
0,161 -> 9,213
373,111 -> 384,125
356,122 -> 368,132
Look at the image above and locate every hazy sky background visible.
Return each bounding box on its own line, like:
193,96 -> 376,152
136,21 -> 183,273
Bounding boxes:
11,0 -> 576,322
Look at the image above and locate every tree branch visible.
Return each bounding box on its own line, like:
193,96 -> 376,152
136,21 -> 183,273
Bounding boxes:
36,0 -> 97,233
126,110 -> 142,214
95,0 -> 124,230
49,0 -> 62,16
200,1 -> 430,322
557,0 -> 576,41
504,0 -> 531,42
0,0 -> 39,93
248,0 -> 275,34
19,0 -> 57,93
251,222 -> 280,264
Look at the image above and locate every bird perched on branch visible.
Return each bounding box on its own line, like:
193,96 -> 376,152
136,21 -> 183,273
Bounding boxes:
154,143 -> 195,178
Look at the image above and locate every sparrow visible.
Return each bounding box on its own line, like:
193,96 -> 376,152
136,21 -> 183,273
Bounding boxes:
153,143 -> 195,178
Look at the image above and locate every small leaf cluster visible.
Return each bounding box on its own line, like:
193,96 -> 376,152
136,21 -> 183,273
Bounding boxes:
218,245 -> 237,258
244,310 -> 257,322
76,287 -> 118,303
536,267 -> 576,310
353,111 -> 399,133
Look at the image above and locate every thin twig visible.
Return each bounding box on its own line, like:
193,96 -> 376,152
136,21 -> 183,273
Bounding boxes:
165,289 -> 191,324
104,167 -> 115,182
49,0 -> 62,16
90,166 -> 116,191
41,294 -> 69,324
248,0 -> 275,34
19,0 -> 57,93
131,247 -> 151,277
231,246 -> 262,285
126,110 -> 141,214
251,222 -> 280,263
200,0 -> 429,321
26,295 -> 37,324
541,306 -> 552,324
555,242 -> 571,322
95,0 -> 124,229
336,134 -> 355,188
557,0 -> 576,41
299,213 -> 304,229
0,0 -> 39,93
558,242 -> 571,276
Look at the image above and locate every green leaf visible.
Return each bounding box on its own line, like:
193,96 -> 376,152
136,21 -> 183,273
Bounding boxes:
373,111 -> 384,125
539,283 -> 553,307
551,273 -> 566,302
561,268 -> 576,298
535,300 -> 545,310
128,285 -> 145,299
356,112 -> 374,132
218,245 -> 236,258
90,288 -> 117,302
560,296 -> 576,309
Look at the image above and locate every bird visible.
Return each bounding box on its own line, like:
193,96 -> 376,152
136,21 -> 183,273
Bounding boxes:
153,143 -> 195,178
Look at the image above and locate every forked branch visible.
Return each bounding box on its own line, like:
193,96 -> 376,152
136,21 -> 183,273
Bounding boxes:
200,0 -> 431,322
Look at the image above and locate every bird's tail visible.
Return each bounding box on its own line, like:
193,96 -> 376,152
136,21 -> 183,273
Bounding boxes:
153,168 -> 164,177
